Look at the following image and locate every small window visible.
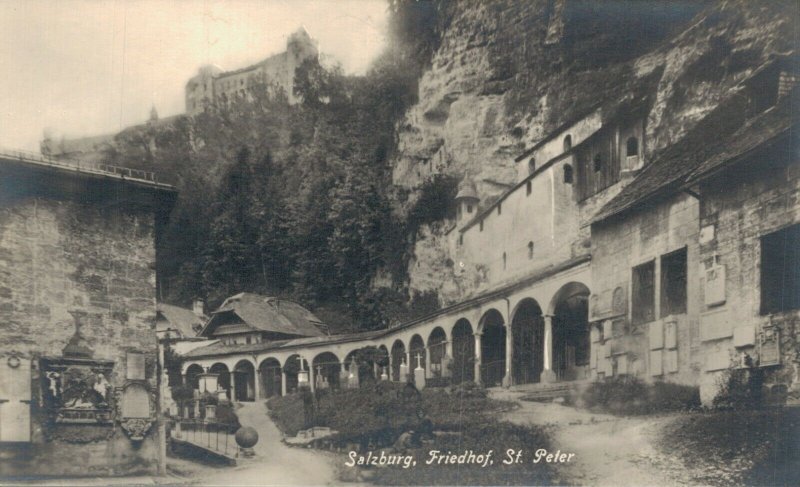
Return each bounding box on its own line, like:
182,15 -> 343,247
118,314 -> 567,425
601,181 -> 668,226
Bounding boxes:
246,335 -> 252,344
563,134 -> 572,152
526,181 -> 532,195
502,252 -> 507,270
497,203 -> 502,215
593,153 -> 603,172
527,241 -> 534,260
632,260 -> 656,325
459,235 -> 464,246
563,164 -> 573,184
760,223 -> 800,314
661,248 -> 687,317
626,137 -> 639,157
467,204 -> 473,213
528,158 -> 536,174
480,220 -> 484,232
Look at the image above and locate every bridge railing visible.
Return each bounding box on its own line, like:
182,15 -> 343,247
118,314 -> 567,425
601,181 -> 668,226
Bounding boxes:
0,147 -> 159,183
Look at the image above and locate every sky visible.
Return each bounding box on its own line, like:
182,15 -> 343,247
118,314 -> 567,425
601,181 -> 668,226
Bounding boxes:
0,0 -> 389,151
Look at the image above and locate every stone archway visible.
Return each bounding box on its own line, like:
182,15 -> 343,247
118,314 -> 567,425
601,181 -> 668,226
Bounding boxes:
390,340 -> 407,382
284,355 -> 302,394
259,358 -> 282,398
479,309 -> 506,387
313,352 -> 341,390
209,363 -> 231,399
451,319 -> 475,384
511,298 -> 544,385
233,360 -> 256,402
550,282 -> 591,382
185,364 -> 203,390
427,327 -> 447,378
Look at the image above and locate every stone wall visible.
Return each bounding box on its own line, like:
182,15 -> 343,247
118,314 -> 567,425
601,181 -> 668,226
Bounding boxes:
0,191 -> 161,477
696,148 -> 800,403
590,193 -> 702,386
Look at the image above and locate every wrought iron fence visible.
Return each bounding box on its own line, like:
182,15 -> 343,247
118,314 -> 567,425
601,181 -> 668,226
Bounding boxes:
173,418 -> 237,456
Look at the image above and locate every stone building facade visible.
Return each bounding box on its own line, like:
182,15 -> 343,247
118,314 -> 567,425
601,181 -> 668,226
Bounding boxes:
178,56 -> 798,407
0,152 -> 176,477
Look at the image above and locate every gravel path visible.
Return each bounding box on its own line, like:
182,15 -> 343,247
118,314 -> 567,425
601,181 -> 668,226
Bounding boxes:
490,389 -> 688,486
190,401 -> 338,486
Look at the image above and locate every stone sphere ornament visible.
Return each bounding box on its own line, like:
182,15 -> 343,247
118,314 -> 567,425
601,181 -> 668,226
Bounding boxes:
235,426 -> 259,457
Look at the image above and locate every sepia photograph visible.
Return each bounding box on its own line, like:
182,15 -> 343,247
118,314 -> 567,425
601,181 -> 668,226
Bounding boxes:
0,0 -> 798,485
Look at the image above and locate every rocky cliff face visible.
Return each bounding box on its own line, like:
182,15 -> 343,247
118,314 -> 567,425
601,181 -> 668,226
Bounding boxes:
392,0 -> 795,306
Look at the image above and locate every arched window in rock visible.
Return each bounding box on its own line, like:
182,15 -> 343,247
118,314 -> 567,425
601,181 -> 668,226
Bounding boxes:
593,153 -> 603,172
626,137 -> 639,157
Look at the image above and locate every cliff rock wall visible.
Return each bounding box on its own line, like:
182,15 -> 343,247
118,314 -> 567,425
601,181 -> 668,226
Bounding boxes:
393,0 -> 795,306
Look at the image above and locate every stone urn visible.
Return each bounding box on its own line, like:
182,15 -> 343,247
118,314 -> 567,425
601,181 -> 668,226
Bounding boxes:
235,426 -> 259,457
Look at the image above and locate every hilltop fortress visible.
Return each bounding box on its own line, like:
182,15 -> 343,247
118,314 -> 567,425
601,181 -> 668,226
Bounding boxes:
41,27 -> 318,161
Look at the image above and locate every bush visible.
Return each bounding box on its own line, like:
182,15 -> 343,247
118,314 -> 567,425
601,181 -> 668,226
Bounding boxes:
712,367 -> 766,410
579,376 -> 699,415
267,394 -> 306,437
215,402 -> 241,430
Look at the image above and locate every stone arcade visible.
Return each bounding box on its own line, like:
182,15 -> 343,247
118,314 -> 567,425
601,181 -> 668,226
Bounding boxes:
178,54 -> 799,407
0,150 -> 176,477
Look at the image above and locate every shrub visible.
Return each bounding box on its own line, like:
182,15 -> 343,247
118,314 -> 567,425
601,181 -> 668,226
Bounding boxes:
215,402 -> 241,430
579,376 -> 699,415
712,366 -> 766,410
267,394 -> 306,437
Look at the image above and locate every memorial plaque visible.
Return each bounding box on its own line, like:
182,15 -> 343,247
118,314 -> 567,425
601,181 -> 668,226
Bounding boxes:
650,349 -> 663,376
664,320 -> 677,349
649,321 -> 664,350
126,352 -> 146,380
120,383 -> 151,418
700,308 -> 733,342
704,264 -> 726,307
758,326 -> 780,366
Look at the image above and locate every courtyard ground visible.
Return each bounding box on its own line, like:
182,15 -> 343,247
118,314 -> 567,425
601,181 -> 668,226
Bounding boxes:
168,401 -> 339,486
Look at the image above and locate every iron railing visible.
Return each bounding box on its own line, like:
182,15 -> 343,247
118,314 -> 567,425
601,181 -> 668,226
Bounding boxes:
0,147 -> 160,184
173,418 -> 237,456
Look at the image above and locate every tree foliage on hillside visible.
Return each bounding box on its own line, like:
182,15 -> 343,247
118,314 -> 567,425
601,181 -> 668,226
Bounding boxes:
105,1 -> 452,331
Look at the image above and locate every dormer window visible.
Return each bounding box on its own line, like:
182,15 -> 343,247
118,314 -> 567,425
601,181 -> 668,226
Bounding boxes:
593,153 -> 603,172
626,137 -> 639,157
563,134 -> 572,152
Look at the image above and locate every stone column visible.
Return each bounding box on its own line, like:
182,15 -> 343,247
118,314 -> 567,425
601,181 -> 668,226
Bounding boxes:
253,365 -> 261,400
406,352 -> 412,382
541,315 -> 556,383
281,368 -> 288,396
230,372 -> 237,402
504,324 -> 514,387
425,347 -> 432,379
474,332 -> 483,385
307,359 -> 316,393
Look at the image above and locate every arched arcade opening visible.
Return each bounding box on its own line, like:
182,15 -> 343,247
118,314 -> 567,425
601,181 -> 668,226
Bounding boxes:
259,358 -> 282,398
233,360 -> 256,402
427,327 -> 447,378
313,352 -> 341,390
479,309 -> 506,387
451,319 -> 475,384
511,298 -> 544,385
551,282 -> 591,382
209,363 -> 231,399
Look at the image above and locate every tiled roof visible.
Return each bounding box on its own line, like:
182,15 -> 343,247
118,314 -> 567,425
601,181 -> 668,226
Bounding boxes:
157,303 -> 206,337
592,89 -> 794,224
201,293 -> 328,338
